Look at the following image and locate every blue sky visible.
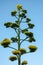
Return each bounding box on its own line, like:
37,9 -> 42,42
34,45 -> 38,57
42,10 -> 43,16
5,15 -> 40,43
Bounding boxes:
0,0 -> 43,65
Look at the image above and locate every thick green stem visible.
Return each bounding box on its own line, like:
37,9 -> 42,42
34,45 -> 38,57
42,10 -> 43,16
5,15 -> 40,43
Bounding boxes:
18,10 -> 21,65
18,21 -> 21,65
18,22 -> 20,50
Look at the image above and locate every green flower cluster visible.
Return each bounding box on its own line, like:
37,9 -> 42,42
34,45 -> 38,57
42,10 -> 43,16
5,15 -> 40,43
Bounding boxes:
29,37 -> 36,42
11,10 -> 17,16
9,56 -> 17,61
11,23 -> 19,28
4,22 -> 12,28
22,60 -> 28,65
28,45 -> 37,52
19,13 -> 26,18
20,48 -> 26,55
0,4 -> 38,65
12,50 -> 21,55
26,18 -> 31,22
11,37 -> 18,42
1,38 -> 11,48
17,4 -> 22,10
28,23 -> 35,29
4,22 -> 19,28
24,31 -> 33,37
22,9 -> 27,13
22,29 -> 28,33
12,48 -> 26,55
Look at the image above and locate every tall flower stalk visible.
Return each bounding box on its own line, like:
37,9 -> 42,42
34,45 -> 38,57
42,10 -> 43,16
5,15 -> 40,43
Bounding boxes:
0,4 -> 37,65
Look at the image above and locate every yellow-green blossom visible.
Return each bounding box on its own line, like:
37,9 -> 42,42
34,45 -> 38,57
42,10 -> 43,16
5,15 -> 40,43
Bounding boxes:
20,48 -> 26,54
12,50 -> 21,55
1,38 -> 11,48
28,45 -> 37,52
16,4 -> 22,10
22,60 -> 28,64
9,56 -> 17,61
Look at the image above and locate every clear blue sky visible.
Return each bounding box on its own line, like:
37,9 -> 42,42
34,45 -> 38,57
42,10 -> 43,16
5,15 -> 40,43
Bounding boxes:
0,0 -> 43,65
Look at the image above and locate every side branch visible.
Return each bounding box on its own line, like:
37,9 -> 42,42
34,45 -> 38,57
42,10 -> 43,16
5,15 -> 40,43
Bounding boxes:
15,15 -> 18,19
20,18 -> 23,23
20,37 -> 28,45
21,51 -> 30,56
14,28 -> 18,34
8,46 -> 17,50
25,27 -> 29,30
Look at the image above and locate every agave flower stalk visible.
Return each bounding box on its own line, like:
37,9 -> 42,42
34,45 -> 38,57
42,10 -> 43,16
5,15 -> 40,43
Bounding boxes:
0,4 -> 38,65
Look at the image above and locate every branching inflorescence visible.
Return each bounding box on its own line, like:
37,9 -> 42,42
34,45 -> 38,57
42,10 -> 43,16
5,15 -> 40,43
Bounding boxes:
0,4 -> 37,65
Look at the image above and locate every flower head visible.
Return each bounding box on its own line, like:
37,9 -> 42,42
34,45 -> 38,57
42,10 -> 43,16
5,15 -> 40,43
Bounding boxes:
9,56 -> 17,61
20,48 -> 26,54
22,9 -> 27,13
11,37 -> 18,42
17,4 -> 22,10
4,22 -> 12,28
22,60 -> 28,65
1,38 -> 11,48
28,23 -> 35,29
26,18 -> 31,22
12,50 -> 21,55
19,13 -> 26,18
22,29 -> 28,33
11,10 -> 17,16
28,45 -> 37,52
29,37 -> 36,42
11,23 -> 19,28
24,31 -> 33,37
